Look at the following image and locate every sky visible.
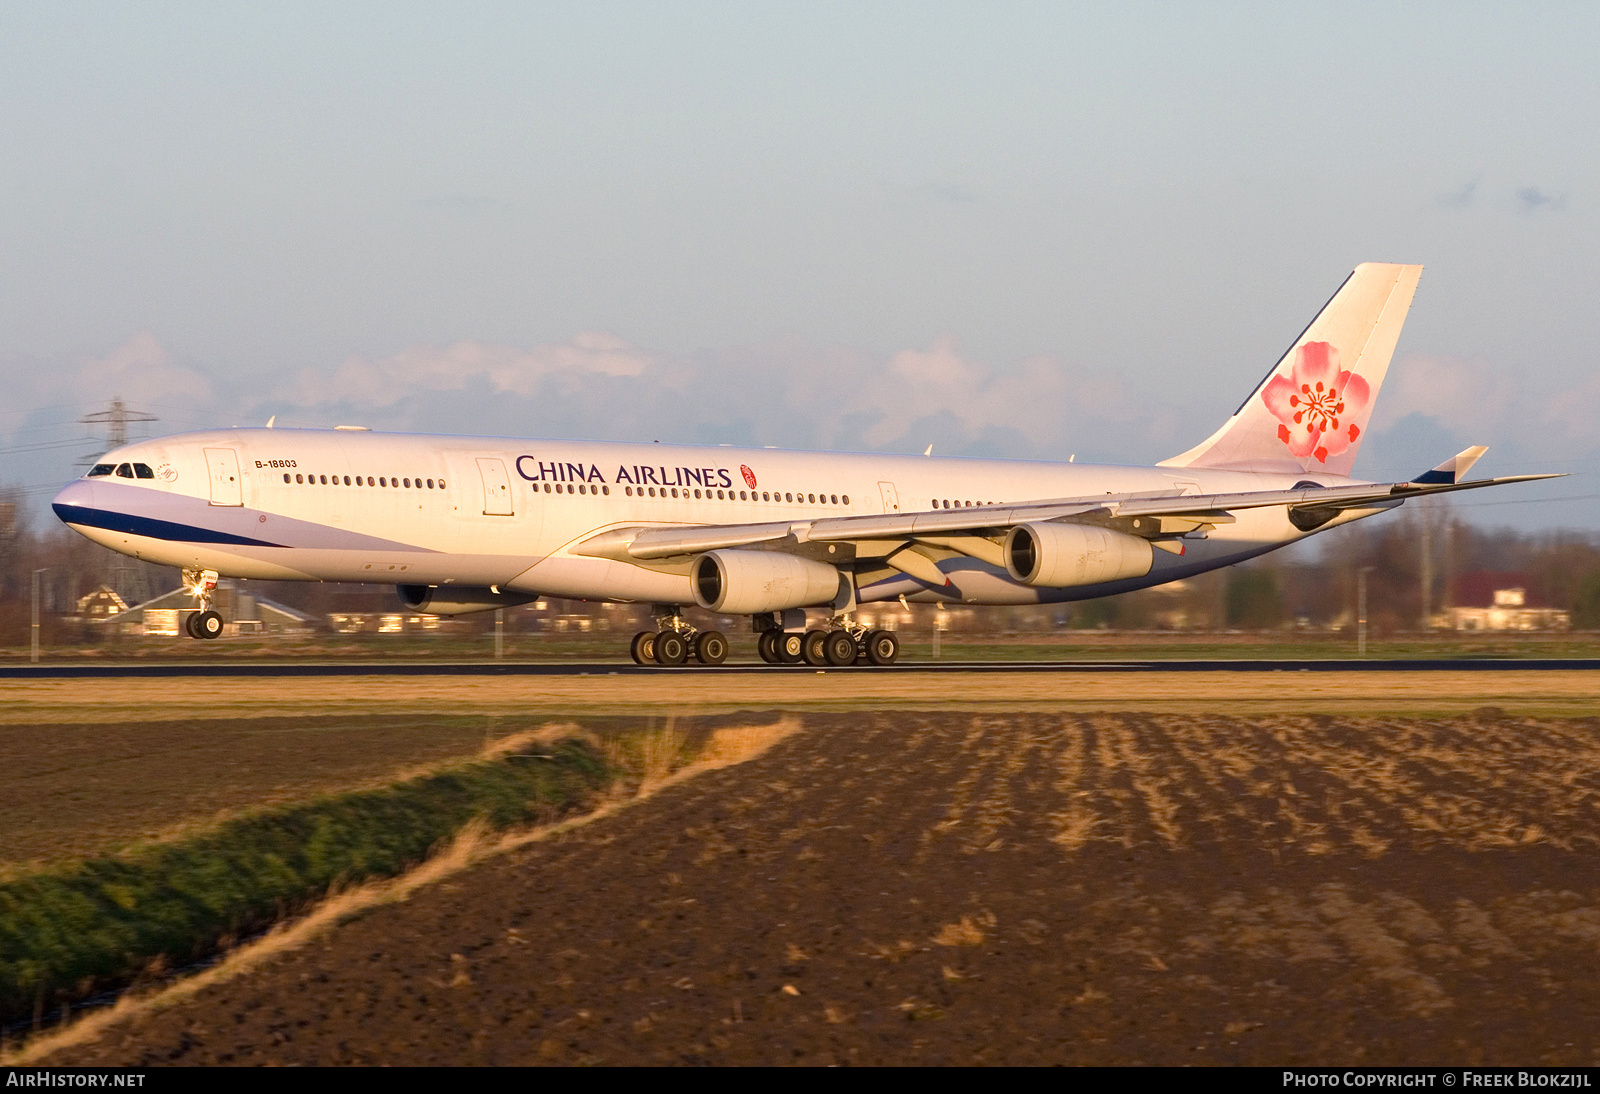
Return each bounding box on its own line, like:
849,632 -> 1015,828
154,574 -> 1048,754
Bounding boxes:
2,2 -> 1597,530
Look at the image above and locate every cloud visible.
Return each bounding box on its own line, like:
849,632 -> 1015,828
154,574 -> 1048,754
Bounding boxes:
1370,354 -> 1517,438
1434,179 -> 1478,209
72,331 -> 216,409
1516,186 -> 1567,213
269,331 -> 1167,462
415,193 -> 504,213
917,181 -> 982,204
284,332 -> 655,409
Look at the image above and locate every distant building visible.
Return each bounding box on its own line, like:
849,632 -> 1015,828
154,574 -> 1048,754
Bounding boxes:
76,585 -> 130,621
1442,572 -> 1569,631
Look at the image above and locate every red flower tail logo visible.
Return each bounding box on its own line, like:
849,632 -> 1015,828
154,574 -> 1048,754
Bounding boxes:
740,464 -> 757,490
1261,341 -> 1371,464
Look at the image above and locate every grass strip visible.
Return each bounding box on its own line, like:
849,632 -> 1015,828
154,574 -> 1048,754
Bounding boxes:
0,735 -> 611,1025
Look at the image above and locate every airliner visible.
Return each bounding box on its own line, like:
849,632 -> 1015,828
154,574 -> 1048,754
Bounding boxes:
52,263 -> 1556,665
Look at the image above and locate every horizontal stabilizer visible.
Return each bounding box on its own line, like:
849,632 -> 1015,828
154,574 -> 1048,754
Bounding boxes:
1412,445 -> 1488,485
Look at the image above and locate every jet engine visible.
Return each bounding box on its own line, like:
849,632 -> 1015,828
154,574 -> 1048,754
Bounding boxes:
1002,523 -> 1154,587
692,550 -> 842,614
396,585 -> 539,616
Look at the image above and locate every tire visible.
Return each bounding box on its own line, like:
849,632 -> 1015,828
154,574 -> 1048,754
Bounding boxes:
630,630 -> 655,665
801,629 -> 829,666
694,630 -> 729,666
653,630 -> 688,666
865,629 -> 899,666
757,630 -> 780,664
823,630 -> 857,666
184,611 -> 203,639
195,610 -> 225,640
777,631 -> 805,664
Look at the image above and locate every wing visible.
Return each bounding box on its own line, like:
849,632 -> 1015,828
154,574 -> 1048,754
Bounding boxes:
573,469 -> 1562,563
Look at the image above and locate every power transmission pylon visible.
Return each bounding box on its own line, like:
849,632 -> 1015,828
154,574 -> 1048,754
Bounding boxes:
79,396 -> 159,460
79,396 -> 160,606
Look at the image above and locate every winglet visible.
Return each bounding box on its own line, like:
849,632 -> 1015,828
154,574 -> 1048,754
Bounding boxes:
1412,445 -> 1488,485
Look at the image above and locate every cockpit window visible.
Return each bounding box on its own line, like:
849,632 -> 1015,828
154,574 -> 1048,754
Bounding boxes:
115,464 -> 134,478
87,464 -> 115,477
133,463 -> 154,479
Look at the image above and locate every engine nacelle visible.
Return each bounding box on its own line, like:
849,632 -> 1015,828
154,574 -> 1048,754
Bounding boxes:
1003,523 -> 1154,588
397,585 -> 539,616
692,550 -> 842,614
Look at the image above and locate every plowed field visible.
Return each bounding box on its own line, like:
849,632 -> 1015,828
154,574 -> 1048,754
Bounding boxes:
36,710 -> 1600,1066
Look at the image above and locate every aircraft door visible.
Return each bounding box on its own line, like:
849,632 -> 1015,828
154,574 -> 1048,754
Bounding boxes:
477,457 -> 514,516
204,448 -> 243,506
878,481 -> 900,514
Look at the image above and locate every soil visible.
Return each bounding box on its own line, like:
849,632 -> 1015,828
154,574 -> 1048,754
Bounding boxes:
39,711 -> 1600,1066
0,715 -> 534,869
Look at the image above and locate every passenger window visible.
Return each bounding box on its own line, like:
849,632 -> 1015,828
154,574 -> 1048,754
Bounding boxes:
807,493 -> 815,504
115,464 -> 133,478
283,473 -> 290,483
320,475 -> 328,484
842,494 -> 849,505
602,486 -> 610,495
367,477 -> 375,486
87,464 -> 114,477
785,492 -> 793,502
403,478 -> 410,488
342,476 -> 350,485
694,489 -> 701,499
740,490 -> 747,500
830,494 -> 837,505
648,487 -> 656,497
295,474 -> 303,483
438,479 -> 445,489
426,479 -> 434,489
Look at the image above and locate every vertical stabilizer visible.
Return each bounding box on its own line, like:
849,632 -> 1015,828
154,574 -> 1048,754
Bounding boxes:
1159,262 -> 1423,477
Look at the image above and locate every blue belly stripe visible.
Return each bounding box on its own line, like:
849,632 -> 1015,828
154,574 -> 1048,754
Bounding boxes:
52,504 -> 287,548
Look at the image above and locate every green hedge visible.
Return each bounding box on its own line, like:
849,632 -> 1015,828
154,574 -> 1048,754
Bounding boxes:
0,737 -> 610,1022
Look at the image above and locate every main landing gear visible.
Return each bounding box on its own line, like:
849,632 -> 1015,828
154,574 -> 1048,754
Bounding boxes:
754,615 -> 899,667
629,607 -> 729,667
181,568 -> 225,640
628,608 -> 899,667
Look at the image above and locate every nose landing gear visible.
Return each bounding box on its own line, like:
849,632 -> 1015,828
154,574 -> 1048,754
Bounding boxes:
181,569 -> 225,640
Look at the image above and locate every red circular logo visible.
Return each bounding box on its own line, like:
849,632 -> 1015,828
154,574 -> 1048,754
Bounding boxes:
740,464 -> 757,489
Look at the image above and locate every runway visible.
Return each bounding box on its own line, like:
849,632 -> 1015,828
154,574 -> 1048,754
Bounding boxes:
4,657 -> 1599,678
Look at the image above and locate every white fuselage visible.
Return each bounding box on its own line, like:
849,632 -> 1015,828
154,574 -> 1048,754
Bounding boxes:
53,428 -> 1372,608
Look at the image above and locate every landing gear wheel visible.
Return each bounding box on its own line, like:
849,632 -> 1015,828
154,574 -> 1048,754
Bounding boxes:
757,630 -> 781,664
653,630 -> 688,666
801,629 -> 829,666
777,632 -> 805,664
694,630 -> 728,666
823,630 -> 857,666
630,630 -> 656,665
184,612 -> 203,639
865,629 -> 899,666
194,610 -> 225,640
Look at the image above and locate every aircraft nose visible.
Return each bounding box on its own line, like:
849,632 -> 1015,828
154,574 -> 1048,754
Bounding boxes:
51,478 -> 96,521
